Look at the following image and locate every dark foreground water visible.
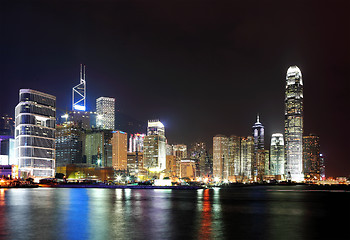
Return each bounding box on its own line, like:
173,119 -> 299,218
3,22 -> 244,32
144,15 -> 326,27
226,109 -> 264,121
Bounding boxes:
0,185 -> 349,240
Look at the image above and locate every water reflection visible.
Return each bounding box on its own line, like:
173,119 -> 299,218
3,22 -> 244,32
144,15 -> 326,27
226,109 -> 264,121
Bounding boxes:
198,189 -> 212,240
0,187 -> 348,240
0,189 -> 8,239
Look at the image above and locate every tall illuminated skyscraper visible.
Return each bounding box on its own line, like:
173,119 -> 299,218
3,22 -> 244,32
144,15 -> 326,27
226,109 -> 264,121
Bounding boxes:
270,133 -> 285,176
284,66 -> 304,182
72,64 -> 86,111
252,114 -> 264,179
252,114 -> 264,151
143,120 -> 166,172
96,97 -> 115,130
15,89 -> 56,178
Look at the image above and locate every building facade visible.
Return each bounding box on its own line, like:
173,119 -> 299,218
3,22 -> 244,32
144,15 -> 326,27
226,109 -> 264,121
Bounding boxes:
96,97 -> 115,130
15,89 -> 56,178
284,66 -> 304,182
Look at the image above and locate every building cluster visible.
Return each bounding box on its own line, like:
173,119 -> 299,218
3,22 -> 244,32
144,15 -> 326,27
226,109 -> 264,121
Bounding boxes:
0,65 -> 326,183
212,66 -> 325,183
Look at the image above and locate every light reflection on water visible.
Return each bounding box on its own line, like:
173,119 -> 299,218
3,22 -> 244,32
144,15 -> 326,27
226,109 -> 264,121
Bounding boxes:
1,186 -> 349,240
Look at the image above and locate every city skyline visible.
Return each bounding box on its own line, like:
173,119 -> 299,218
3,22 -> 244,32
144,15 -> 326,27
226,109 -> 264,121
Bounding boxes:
1,0 -> 349,177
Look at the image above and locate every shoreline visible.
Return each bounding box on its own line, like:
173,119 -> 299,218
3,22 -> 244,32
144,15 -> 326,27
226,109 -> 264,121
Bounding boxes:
1,183 -> 349,190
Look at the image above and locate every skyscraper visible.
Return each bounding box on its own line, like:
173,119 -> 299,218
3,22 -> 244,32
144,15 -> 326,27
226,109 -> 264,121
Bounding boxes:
15,89 -> 56,178
143,120 -> 166,172
72,64 -> 86,111
270,133 -> 285,176
96,97 -> 115,130
55,122 -> 83,167
172,144 -> 187,177
213,135 -> 229,180
284,66 -> 304,182
252,114 -> 265,180
83,129 -> 113,167
303,134 -> 320,180
252,114 -> 264,151
240,136 -> 254,180
111,131 -> 128,171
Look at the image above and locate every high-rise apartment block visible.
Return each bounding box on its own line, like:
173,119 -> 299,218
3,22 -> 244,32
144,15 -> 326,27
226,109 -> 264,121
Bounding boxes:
143,120 -> 166,172
15,89 -> 56,178
284,66 -> 304,182
303,134 -> 320,180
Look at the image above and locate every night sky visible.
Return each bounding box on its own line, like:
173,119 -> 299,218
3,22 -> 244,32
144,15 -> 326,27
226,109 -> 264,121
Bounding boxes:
1,0 -> 349,177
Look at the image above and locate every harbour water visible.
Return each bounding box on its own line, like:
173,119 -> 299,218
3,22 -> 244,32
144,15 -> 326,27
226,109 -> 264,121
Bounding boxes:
0,185 -> 349,240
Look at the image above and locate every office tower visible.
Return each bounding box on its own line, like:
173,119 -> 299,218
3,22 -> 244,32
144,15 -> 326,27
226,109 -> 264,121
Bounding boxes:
83,130 -> 113,167
230,136 -> 242,177
240,136 -> 254,180
61,111 -> 95,130
252,114 -> 264,150
213,135 -> 229,180
189,142 -> 207,176
111,131 -> 127,171
0,114 -> 15,136
55,122 -> 83,167
96,97 -> 115,130
143,120 -> 166,172
228,136 -> 240,179
15,89 -> 56,178
284,66 -> 304,182
128,133 -> 145,152
264,149 -> 270,175
252,114 -> 265,179
72,64 -> 86,111
173,144 -> 187,177
303,134 -> 320,180
270,133 -> 285,176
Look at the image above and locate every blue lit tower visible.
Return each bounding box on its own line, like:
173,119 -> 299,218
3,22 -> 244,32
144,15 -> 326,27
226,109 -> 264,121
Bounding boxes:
284,66 -> 304,182
72,64 -> 86,111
